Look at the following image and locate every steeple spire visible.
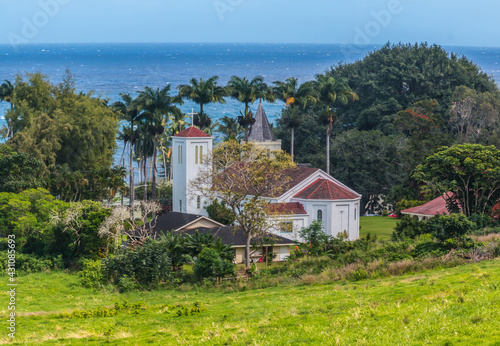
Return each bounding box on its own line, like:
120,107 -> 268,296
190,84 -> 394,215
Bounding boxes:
248,100 -> 275,142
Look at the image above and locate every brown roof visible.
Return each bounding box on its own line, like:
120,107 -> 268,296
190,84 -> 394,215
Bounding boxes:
266,202 -> 308,215
174,126 -> 210,138
401,193 -> 452,216
293,178 -> 359,200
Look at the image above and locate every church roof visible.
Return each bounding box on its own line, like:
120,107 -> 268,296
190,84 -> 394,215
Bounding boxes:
174,126 -> 210,138
293,178 -> 359,200
248,101 -> 275,142
267,202 -> 308,215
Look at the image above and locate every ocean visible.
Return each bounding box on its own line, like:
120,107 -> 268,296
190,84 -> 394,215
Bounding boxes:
1,43 -> 500,157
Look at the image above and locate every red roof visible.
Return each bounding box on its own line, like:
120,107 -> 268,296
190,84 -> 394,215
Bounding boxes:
401,193 -> 451,216
267,202 -> 308,215
173,127 -> 210,138
293,179 -> 359,200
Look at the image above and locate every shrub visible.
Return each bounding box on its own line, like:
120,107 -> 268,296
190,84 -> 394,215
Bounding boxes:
78,259 -> 104,289
427,214 -> 476,242
0,252 -> 63,273
206,199 -> 235,225
194,247 -> 235,279
393,215 -> 428,239
102,238 -> 172,287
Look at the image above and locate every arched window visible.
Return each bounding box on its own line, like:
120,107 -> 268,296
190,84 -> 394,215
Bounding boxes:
197,196 -> 201,209
199,146 -> 203,164
179,200 -> 182,212
195,146 -> 199,164
317,209 -> 323,221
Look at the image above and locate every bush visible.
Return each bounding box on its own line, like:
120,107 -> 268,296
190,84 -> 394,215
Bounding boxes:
78,259 -> 104,289
427,214 -> 476,242
393,215 -> 428,239
103,238 -> 172,287
206,199 -> 235,225
194,247 -> 235,279
0,252 -> 63,274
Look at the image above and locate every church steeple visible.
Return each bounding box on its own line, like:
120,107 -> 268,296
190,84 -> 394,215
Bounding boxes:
248,101 -> 282,151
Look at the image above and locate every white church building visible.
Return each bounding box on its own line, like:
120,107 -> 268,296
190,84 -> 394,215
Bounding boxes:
172,102 -> 361,242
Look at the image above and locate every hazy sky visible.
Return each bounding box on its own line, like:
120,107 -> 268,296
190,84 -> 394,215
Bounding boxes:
1,0 -> 499,47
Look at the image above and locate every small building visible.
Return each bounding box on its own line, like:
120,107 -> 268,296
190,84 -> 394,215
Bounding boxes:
400,193 -> 452,221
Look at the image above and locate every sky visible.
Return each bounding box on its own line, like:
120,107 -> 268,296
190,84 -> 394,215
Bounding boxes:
1,0 -> 499,47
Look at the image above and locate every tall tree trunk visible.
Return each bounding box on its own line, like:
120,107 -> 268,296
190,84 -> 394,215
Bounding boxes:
245,233 -> 252,268
129,139 -> 135,218
152,133 -> 158,201
290,127 -> 295,161
326,125 -> 331,175
143,159 -> 148,202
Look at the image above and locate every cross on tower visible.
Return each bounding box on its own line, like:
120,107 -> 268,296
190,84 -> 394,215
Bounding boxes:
188,108 -> 198,127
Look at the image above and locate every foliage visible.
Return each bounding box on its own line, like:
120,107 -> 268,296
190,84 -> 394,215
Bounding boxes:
0,252 -> 63,273
78,259 -> 104,289
414,144 -> 500,216
394,199 -> 427,216
393,215 -> 428,240
206,199 -> 235,225
102,238 -> 172,287
193,247 -> 235,279
192,140 -> 295,266
427,214 -> 476,243
298,220 -> 330,256
5,72 -> 118,171
0,144 -> 48,193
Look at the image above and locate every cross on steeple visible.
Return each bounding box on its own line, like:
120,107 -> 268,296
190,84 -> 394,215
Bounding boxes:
188,108 -> 198,127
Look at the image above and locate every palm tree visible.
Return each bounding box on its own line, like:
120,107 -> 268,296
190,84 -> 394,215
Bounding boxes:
217,116 -> 244,141
226,76 -> 275,142
177,76 -> 226,130
273,78 -> 317,159
314,75 -> 358,175
111,93 -> 141,213
0,80 -> 14,138
134,122 -> 155,201
137,85 -> 182,202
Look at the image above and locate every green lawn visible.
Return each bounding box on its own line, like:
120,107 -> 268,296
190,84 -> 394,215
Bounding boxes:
360,216 -> 399,240
2,259 -> 500,345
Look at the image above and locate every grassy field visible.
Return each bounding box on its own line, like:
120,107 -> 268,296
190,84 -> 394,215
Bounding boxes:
360,216 -> 399,240
2,258 -> 500,345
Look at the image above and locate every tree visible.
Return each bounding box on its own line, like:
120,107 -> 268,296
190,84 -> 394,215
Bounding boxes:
5,72 -> 118,171
217,116 -> 244,142
0,80 -> 14,138
206,199 -> 236,225
414,144 -> 500,217
328,43 -> 499,131
314,74 -> 358,174
0,145 -> 48,193
137,85 -> 182,202
449,86 -> 500,144
177,76 -> 226,130
226,76 -> 275,142
191,140 -> 295,266
112,93 -> 141,212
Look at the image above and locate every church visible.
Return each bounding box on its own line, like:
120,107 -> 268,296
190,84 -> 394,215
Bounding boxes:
171,102 -> 361,243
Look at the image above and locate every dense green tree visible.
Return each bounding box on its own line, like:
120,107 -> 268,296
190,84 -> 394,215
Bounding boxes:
414,144 -> 500,216
327,43 -> 499,131
226,76 -> 275,142
217,116 -> 244,141
5,72 -> 118,171
0,80 -> 14,138
206,199 -> 236,225
0,145 -> 48,193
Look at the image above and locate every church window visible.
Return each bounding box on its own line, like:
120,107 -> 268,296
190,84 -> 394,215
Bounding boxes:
197,196 -> 201,209
354,208 -> 357,220
317,209 -> 323,221
178,146 -> 183,164
199,146 -> 203,163
195,146 -> 199,164
179,200 -> 182,212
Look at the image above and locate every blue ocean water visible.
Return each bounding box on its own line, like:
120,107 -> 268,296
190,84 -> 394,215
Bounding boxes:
1,43 -> 500,156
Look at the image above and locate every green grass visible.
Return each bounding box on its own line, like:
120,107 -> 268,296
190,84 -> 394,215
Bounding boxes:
360,216 -> 399,240
2,259 -> 500,345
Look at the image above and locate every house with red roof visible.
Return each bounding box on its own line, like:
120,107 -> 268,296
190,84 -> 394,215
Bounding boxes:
171,104 -> 362,248
400,194 -> 452,221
